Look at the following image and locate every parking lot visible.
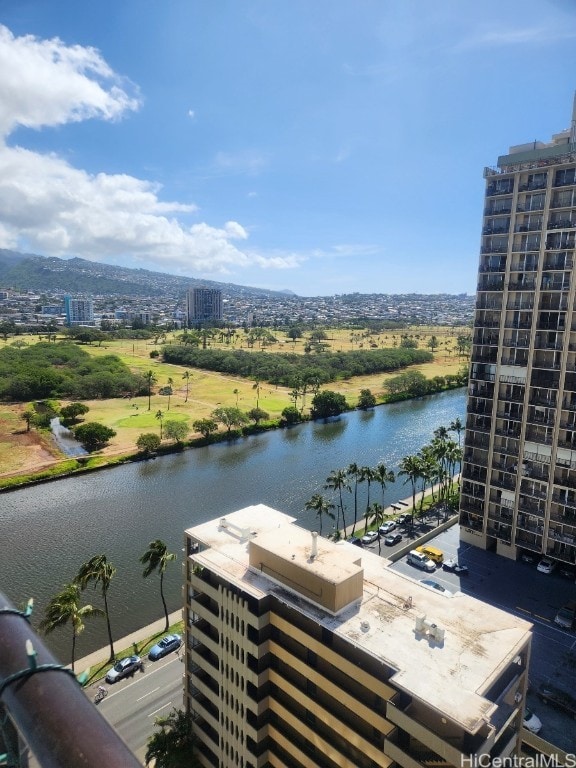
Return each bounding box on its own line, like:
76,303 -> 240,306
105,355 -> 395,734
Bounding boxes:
359,520 -> 576,754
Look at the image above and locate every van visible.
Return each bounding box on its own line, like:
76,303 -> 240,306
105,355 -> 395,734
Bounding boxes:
415,545 -> 444,564
407,550 -> 436,572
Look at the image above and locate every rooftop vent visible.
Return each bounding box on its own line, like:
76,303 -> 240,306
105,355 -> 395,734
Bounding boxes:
415,614 -> 445,643
219,517 -> 255,543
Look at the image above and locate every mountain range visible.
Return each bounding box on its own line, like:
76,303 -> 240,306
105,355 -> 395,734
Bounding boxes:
0,249 -> 295,299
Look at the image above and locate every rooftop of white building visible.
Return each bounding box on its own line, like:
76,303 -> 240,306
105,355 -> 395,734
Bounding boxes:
186,504 -> 532,736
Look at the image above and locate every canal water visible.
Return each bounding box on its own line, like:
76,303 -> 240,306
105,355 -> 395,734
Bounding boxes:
1,389 -> 466,661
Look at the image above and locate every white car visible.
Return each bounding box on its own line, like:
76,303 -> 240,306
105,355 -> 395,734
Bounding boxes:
523,708 -> 542,734
378,521 -> 396,535
361,530 -> 379,545
537,558 -> 556,574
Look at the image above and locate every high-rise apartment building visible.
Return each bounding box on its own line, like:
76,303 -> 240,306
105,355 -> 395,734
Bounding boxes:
63,295 -> 95,326
460,96 -> 576,567
186,287 -> 223,325
184,505 -> 532,768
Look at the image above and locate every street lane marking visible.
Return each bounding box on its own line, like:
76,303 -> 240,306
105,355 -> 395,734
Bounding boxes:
148,702 -> 172,718
137,686 -> 160,701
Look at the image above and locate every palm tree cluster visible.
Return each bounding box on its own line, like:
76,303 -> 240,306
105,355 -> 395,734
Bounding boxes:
305,418 -> 462,541
39,540 -> 177,671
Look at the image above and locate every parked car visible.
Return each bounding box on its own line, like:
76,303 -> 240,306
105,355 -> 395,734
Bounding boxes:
361,530 -> 379,545
419,579 -> 453,596
559,565 -> 576,580
378,522 -> 396,535
520,551 -> 537,564
407,550 -> 436,572
554,602 -> 576,630
523,708 -> 542,735
537,558 -> 556,574
384,533 -> 402,546
396,514 -> 411,525
538,683 -> 576,717
106,655 -> 143,683
442,559 -> 469,575
347,536 -> 363,547
148,633 -> 182,661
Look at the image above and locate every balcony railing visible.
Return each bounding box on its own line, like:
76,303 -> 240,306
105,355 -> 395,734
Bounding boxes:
0,591 -> 141,768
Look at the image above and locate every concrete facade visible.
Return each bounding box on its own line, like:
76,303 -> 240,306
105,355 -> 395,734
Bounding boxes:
460,95 -> 576,568
184,505 -> 532,768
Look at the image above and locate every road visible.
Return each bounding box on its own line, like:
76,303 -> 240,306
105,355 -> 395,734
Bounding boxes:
92,654 -> 184,764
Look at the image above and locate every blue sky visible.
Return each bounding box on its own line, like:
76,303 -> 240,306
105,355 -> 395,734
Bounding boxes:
1,1 -> 576,297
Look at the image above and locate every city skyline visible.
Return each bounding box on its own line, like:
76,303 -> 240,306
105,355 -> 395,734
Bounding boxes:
1,1 -> 576,297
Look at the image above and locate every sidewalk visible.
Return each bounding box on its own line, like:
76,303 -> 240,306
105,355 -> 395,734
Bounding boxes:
73,609 -> 183,678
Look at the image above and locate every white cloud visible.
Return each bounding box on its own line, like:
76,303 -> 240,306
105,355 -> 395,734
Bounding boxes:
187,109 -> 195,119
0,25 -> 296,277
0,25 -> 140,137
214,149 -> 270,175
454,25 -> 576,51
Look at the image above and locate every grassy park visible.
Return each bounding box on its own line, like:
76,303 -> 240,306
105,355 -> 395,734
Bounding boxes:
0,324 -> 469,482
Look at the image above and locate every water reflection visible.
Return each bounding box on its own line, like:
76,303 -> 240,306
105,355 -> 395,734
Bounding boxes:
49,417 -> 87,457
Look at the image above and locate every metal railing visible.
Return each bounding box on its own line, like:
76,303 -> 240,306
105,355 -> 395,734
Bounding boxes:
0,591 -> 141,768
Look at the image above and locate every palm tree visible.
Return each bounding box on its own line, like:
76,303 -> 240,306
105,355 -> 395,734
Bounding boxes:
75,554 -> 117,661
304,494 -> 335,536
145,370 -> 157,411
156,409 -> 164,440
346,463 -> 361,535
324,468 -> 350,535
358,466 -> 376,522
367,502 -> 385,554
449,417 -> 463,447
374,462 -> 395,506
398,455 -> 423,531
233,388 -> 239,406
166,377 -> 174,410
39,582 -> 102,671
182,370 -> 192,403
140,540 -> 177,631
252,379 -> 261,409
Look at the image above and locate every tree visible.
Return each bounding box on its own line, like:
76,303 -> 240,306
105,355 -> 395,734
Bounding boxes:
247,407 -> 269,425
75,555 -> 117,661
374,462 -> 395,506
39,582 -> 102,672
145,370 -> 157,411
324,468 -> 350,535
449,417 -> 464,447
211,406 -> 249,435
304,494 -> 334,536
398,454 -> 423,530
140,540 -> 177,631
252,379 -> 262,409
156,409 -> 165,439
182,370 -> 192,403
21,408 -> 35,432
192,418 -> 218,438
145,708 -> 197,768
137,432 -> 161,454
358,465 -> 376,523
310,390 -> 348,419
73,422 -> 116,451
281,406 -> 300,425
346,462 -> 361,535
164,420 -> 189,444
427,335 -> 439,353
166,377 -> 174,410
357,389 -> 376,409
60,402 -> 90,423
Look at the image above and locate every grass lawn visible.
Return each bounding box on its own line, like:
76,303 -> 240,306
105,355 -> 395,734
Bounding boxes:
0,325 -> 468,476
